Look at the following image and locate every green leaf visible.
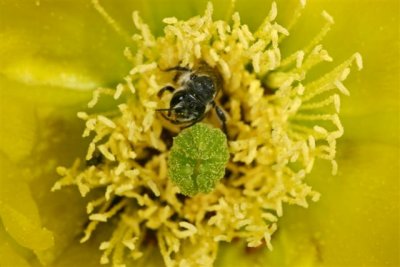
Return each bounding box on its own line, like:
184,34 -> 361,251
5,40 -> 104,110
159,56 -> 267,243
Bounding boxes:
168,123 -> 229,196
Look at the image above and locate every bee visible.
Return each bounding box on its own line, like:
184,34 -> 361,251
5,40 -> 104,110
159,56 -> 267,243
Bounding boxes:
156,63 -> 227,133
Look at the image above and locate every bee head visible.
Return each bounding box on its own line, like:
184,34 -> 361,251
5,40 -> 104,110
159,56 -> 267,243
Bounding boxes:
158,90 -> 205,123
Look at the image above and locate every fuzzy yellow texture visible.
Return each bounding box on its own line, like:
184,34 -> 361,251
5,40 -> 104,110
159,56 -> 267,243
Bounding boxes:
54,2 -> 361,266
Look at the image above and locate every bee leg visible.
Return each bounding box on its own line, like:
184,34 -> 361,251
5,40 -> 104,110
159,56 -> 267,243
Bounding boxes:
157,85 -> 175,98
164,66 -> 191,72
163,66 -> 191,82
212,102 -> 227,134
156,110 -> 190,125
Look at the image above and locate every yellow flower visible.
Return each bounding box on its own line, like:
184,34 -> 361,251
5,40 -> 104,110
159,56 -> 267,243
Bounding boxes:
0,1 -> 398,267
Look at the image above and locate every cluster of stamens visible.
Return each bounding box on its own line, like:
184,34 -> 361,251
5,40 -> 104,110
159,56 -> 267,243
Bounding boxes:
54,1 -> 362,266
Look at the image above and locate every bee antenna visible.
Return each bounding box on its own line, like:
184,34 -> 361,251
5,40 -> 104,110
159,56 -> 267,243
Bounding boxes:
156,108 -> 175,112
156,107 -> 178,117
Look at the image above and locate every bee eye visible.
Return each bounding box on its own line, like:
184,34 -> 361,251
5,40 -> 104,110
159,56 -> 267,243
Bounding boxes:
170,91 -> 186,107
174,106 -> 182,112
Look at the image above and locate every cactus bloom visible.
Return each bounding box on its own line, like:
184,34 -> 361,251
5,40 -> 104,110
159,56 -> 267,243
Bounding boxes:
0,1 -> 398,267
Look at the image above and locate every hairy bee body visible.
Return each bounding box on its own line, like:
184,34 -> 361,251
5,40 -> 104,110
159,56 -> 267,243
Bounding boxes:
157,63 -> 226,132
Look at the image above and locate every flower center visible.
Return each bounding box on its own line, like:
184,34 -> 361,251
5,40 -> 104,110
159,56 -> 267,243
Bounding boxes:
53,1 -> 362,266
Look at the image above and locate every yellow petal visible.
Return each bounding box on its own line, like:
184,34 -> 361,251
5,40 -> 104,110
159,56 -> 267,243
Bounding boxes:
0,242 -> 31,267
0,0 -> 131,88
0,156 -> 54,251
0,92 -> 36,162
